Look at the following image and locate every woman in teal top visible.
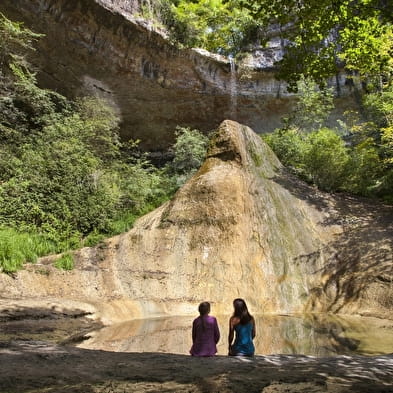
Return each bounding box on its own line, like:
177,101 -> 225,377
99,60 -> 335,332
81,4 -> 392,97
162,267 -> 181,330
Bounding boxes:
228,298 -> 256,356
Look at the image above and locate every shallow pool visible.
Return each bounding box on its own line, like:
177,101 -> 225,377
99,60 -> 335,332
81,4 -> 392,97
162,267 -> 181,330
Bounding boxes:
80,313 -> 393,357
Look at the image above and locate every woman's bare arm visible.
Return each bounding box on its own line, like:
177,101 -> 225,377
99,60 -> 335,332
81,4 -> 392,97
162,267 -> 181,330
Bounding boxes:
228,317 -> 235,350
192,320 -> 197,342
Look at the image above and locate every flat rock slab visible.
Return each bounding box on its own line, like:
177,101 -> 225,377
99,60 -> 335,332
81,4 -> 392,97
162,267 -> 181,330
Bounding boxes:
0,341 -> 392,393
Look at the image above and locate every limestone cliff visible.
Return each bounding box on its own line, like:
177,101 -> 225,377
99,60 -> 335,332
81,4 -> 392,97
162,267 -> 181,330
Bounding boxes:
0,0 -> 356,151
1,121 -> 391,323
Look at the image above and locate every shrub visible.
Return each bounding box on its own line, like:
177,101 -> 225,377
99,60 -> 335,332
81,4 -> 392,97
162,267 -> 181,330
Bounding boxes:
54,253 -> 74,271
303,128 -> 350,192
283,75 -> 334,132
164,126 -> 209,188
263,128 -> 307,175
0,228 -> 58,273
345,139 -> 383,196
170,126 -> 209,173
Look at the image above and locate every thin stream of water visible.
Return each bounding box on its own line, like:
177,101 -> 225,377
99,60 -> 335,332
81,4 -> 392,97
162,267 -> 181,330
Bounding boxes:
228,55 -> 237,119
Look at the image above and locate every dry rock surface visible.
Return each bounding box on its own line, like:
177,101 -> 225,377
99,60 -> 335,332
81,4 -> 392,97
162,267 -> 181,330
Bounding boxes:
0,340 -> 392,393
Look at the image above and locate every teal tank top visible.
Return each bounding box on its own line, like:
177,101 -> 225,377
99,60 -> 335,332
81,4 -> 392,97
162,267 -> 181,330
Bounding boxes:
232,322 -> 255,356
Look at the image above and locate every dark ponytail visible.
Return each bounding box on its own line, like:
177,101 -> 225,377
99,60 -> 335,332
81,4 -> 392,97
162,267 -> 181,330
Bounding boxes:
232,298 -> 252,324
198,301 -> 211,330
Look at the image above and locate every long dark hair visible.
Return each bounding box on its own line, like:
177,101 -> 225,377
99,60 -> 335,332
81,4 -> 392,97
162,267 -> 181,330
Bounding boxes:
198,302 -> 210,330
232,298 -> 253,324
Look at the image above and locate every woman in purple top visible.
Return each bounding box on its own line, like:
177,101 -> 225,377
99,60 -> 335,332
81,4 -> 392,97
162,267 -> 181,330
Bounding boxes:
190,302 -> 220,356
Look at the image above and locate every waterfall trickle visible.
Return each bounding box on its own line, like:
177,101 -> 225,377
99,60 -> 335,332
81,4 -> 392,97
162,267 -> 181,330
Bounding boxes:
228,55 -> 237,119
144,0 -> 153,32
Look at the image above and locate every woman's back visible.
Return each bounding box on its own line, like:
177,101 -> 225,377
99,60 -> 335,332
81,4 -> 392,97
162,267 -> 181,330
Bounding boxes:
232,320 -> 255,355
190,315 -> 220,357
228,298 -> 256,356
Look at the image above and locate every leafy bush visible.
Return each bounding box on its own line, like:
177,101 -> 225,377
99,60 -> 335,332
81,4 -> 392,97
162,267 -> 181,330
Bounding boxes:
172,126 -> 209,172
361,88 -> 393,200
166,126 -> 209,187
0,95 -> 121,237
263,128 -> 307,175
264,75 -> 393,199
54,253 -> 74,271
346,139 -> 383,196
0,228 -> 58,273
303,128 -> 350,192
286,76 -> 334,131
0,12 -> 208,273
265,127 -> 350,192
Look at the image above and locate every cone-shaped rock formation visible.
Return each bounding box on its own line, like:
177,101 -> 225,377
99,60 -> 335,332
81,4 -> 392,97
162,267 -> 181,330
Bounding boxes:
1,121 -> 392,322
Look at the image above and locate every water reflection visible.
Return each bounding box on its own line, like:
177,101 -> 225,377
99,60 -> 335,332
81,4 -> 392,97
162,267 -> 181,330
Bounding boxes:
80,314 -> 393,357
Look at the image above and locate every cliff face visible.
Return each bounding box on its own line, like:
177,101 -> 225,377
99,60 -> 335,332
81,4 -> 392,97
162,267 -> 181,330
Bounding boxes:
1,121 -> 391,323
0,0 -> 354,151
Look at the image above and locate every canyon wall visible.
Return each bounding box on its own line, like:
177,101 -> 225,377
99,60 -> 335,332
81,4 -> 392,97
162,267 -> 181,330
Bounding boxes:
1,121 -> 391,323
0,0 -> 356,151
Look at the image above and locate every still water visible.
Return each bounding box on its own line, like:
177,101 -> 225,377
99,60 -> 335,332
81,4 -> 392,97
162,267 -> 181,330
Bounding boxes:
80,314 -> 393,357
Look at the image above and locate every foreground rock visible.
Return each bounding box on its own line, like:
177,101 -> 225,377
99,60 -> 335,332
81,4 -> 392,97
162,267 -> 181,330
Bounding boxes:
0,120 -> 391,323
0,298 -> 102,345
1,340 -> 392,393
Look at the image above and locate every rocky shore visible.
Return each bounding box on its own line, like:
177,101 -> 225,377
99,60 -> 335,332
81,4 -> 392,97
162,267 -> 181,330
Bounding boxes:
1,339 -> 392,393
1,300 -> 392,393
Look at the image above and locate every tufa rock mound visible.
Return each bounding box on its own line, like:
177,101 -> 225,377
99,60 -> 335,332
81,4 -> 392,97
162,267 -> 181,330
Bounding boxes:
0,120 -> 392,322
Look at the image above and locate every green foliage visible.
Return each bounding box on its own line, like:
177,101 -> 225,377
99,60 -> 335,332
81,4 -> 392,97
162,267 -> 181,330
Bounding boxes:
166,126 -> 209,187
265,75 -> 393,196
0,228 -> 58,273
139,0 -> 393,92
105,212 -> 139,237
164,0 -> 393,88
172,126 -> 209,173
82,231 -> 106,248
357,87 -> 393,198
263,128 -> 306,174
339,18 -> 393,81
286,76 -> 334,131
238,0 -> 393,89
0,95 -> 120,237
54,253 -> 74,271
381,126 -> 393,163
264,127 -> 350,191
264,76 -> 337,183
165,0 -> 257,54
347,139 -> 383,196
0,13 -> 42,69
303,128 -> 350,191
0,14 -> 179,272
0,13 -> 213,274
137,0 -> 175,29
363,88 -> 393,129
266,100 -> 392,197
